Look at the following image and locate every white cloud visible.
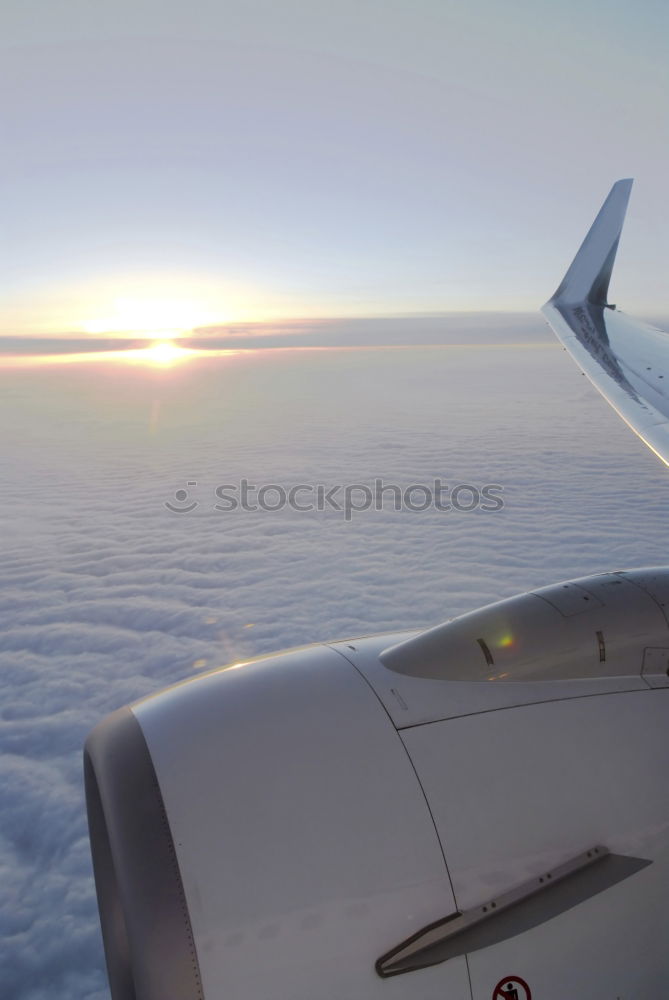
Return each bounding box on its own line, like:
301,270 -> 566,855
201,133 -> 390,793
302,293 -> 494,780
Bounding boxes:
1,327 -> 668,997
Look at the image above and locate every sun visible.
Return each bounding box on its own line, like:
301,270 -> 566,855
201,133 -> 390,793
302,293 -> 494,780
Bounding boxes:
139,340 -> 193,366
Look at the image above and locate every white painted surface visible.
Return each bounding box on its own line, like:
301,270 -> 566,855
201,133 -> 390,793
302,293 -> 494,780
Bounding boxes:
332,632 -> 648,729
544,301 -> 669,466
133,645 -> 471,1000
401,688 -> 669,998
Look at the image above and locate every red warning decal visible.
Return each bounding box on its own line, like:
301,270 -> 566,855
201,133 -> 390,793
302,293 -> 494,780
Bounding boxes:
492,976 -> 531,1000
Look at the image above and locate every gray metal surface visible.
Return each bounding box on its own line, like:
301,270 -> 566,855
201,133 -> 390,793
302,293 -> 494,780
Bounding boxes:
542,179 -> 669,466
380,569 -> 669,682
84,707 -> 204,1000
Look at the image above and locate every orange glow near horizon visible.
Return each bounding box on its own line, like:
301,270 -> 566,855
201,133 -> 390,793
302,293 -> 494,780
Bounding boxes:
0,341 -> 552,370
1,274 -> 297,336
0,341 -> 245,369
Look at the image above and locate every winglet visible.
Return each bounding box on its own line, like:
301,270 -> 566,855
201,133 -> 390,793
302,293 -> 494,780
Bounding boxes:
548,179 -> 633,307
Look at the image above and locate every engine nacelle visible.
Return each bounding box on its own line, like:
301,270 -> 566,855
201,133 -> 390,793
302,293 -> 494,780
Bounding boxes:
85,569 -> 669,1000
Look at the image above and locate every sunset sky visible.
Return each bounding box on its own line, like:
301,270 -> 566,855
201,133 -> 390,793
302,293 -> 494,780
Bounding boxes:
2,0 -> 667,338
3,4 -> 669,996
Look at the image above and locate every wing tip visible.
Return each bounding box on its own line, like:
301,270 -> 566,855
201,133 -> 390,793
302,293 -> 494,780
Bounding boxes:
548,178 -> 634,308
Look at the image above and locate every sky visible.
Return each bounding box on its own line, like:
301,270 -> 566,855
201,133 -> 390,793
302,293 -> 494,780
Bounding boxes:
1,0 -> 668,337
1,3 -> 669,998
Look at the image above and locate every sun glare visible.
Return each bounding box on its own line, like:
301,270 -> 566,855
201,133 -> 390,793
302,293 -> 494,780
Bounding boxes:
139,340 -> 193,366
83,296 -> 217,335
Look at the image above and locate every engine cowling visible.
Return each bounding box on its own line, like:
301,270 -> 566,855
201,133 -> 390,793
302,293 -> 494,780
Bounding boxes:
85,569 -> 669,1000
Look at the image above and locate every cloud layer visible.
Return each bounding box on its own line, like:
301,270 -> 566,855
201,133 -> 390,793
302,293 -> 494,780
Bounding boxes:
2,328 -> 668,997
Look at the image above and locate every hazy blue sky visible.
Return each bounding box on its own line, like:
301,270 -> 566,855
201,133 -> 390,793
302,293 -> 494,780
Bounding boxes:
2,0 -> 667,334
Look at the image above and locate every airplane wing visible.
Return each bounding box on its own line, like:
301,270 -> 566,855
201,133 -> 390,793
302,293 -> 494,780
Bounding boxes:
542,179 -> 669,466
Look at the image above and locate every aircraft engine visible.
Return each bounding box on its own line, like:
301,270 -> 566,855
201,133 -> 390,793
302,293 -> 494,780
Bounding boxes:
85,568 -> 669,1000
